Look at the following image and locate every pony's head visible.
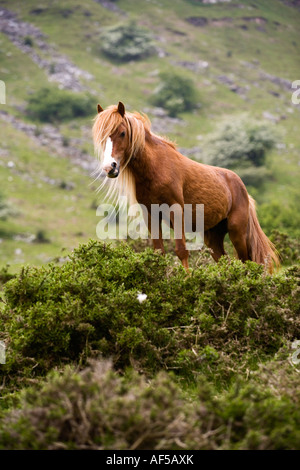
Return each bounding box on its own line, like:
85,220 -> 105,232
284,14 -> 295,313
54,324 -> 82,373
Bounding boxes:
92,102 -> 149,205
93,101 -> 149,176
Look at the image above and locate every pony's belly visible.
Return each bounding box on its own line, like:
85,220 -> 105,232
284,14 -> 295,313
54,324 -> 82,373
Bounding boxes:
183,205 -> 227,232
184,190 -> 230,230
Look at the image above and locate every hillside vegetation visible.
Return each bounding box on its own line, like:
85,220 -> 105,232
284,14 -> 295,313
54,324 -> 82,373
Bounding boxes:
0,0 -> 299,268
0,240 -> 300,449
0,0 -> 300,450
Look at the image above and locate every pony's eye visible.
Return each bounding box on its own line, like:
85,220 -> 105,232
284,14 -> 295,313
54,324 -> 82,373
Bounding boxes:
120,131 -> 126,138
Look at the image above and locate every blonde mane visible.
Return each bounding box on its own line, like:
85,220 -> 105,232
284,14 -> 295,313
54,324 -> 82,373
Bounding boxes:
92,105 -> 152,207
92,104 -> 175,208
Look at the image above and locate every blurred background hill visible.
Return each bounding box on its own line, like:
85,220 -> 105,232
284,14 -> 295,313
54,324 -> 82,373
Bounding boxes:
0,0 -> 299,270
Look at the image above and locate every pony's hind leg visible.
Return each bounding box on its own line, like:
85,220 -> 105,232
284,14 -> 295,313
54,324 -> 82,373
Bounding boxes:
227,213 -> 249,263
225,173 -> 250,263
204,219 -> 228,262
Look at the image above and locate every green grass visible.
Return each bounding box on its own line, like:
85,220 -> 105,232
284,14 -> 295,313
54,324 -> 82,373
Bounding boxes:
0,118 -> 100,270
0,0 -> 299,268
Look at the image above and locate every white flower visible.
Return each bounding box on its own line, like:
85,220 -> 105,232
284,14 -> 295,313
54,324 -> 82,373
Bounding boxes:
137,292 -> 147,303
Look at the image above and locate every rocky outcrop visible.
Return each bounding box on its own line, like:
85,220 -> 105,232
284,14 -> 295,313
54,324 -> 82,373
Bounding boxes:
0,110 -> 97,174
0,7 -> 93,92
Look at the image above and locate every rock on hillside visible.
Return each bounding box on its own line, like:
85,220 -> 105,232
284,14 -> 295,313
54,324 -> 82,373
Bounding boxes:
0,110 -> 97,174
0,7 -> 93,92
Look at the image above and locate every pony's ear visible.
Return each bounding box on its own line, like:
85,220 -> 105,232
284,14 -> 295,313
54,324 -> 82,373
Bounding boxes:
117,101 -> 125,118
97,104 -> 104,114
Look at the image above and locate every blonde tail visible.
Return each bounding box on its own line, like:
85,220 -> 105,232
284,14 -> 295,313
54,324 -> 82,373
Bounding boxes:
247,195 -> 280,273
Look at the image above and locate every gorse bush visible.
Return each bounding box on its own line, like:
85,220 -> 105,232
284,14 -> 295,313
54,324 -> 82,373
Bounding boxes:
0,240 -> 300,449
26,87 -> 95,122
0,265 -> 15,287
1,240 -> 299,388
100,22 -> 155,62
150,72 -> 198,117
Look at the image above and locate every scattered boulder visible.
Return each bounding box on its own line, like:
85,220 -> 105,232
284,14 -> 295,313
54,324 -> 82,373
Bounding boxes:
172,60 -> 209,73
241,16 -> 267,24
217,75 -> 249,97
260,71 -> 292,92
186,17 -> 208,27
262,111 -> 280,123
142,106 -> 186,135
202,0 -> 232,3
178,146 -> 203,160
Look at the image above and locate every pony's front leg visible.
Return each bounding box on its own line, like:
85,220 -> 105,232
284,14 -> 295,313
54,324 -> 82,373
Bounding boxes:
152,238 -> 165,253
147,211 -> 165,254
175,236 -> 189,271
172,206 -> 189,271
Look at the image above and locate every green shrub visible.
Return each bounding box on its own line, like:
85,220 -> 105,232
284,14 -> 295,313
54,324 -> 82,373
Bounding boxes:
259,195 -> 300,239
100,22 -> 155,62
1,241 -> 300,449
203,117 -> 277,169
269,230 -> 300,265
150,72 -> 198,117
215,359 -> 300,450
0,361 -> 198,450
236,165 -> 272,188
0,265 -> 15,287
26,87 -> 94,123
23,36 -> 34,47
0,358 -> 299,450
1,241 -> 299,389
34,230 -> 50,244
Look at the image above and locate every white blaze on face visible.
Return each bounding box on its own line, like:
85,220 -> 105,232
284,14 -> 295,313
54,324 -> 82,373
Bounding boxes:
104,137 -> 113,160
102,137 -> 117,174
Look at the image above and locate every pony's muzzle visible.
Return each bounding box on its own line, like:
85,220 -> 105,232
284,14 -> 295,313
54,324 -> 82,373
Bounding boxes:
103,160 -> 119,178
107,167 -> 119,178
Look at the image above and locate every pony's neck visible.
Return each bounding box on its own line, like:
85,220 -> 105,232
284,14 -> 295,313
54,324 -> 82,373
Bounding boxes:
128,130 -> 157,185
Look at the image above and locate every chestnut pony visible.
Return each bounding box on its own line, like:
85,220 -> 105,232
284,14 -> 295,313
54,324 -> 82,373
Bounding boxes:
92,101 -> 279,273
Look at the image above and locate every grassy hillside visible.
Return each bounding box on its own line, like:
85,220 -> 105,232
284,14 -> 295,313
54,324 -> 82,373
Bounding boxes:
0,0 -> 299,270
0,0 -> 300,451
